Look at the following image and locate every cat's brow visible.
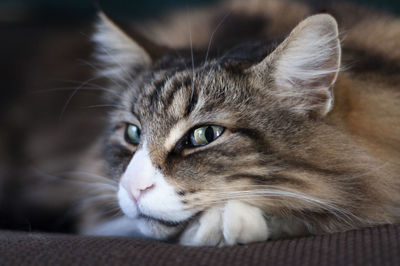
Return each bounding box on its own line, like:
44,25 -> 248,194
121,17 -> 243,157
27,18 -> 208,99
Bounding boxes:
164,120 -> 189,151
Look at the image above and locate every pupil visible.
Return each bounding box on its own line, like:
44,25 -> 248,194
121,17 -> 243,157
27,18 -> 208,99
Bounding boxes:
205,126 -> 214,143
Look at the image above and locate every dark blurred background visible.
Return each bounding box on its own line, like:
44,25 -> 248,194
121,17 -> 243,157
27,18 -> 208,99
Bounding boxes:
0,0 -> 399,233
0,0 -> 218,117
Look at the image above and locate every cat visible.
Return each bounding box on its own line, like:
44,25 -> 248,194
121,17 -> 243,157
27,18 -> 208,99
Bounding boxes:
72,0 -> 400,246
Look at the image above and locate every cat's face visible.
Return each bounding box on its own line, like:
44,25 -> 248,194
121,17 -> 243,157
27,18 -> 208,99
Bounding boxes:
106,60 -> 276,238
93,13 -> 344,239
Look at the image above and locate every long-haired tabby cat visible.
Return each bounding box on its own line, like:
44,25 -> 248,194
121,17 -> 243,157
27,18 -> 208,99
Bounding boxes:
72,0 -> 400,246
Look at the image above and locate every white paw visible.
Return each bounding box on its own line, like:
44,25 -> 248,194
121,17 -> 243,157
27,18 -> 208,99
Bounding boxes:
179,206 -> 223,246
222,201 -> 269,245
180,201 -> 269,246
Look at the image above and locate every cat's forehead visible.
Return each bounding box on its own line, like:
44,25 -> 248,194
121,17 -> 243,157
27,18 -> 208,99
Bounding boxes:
131,62 -> 227,121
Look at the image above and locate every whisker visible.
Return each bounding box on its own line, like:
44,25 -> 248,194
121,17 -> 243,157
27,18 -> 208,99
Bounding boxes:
83,194 -> 118,203
81,104 -> 123,109
199,45 -> 240,93
55,170 -> 117,184
85,183 -> 118,193
32,168 -> 118,190
203,11 -> 231,68
96,45 -> 136,86
86,207 -> 122,223
58,76 -> 101,121
185,187 -> 360,226
109,209 -> 124,219
79,31 -> 137,87
76,58 -> 132,91
184,8 -> 196,102
31,86 -> 115,95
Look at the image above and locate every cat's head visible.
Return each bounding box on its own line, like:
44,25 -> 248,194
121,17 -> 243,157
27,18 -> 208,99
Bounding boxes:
92,13 -> 346,239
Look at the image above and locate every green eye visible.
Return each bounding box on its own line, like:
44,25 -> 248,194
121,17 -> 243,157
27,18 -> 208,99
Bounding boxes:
190,125 -> 224,147
125,124 -> 141,145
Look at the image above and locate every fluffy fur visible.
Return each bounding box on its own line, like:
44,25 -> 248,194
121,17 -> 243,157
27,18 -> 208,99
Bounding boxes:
72,0 -> 400,246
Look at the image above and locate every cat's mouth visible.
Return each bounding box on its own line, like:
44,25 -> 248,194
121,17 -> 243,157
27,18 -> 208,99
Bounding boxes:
138,212 -> 200,228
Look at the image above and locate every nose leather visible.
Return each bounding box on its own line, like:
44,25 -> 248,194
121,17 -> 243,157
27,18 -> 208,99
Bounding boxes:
129,183 -> 155,201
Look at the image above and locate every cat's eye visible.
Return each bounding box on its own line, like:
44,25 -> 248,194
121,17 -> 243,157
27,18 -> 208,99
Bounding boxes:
125,124 -> 141,145
189,125 -> 224,147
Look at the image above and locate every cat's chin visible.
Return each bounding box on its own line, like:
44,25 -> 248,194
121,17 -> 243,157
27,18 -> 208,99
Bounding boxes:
118,184 -> 196,239
81,214 -> 184,240
135,215 -> 188,240
118,190 -> 193,240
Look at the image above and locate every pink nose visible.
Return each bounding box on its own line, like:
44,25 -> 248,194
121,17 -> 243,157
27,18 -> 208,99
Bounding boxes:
125,183 -> 155,202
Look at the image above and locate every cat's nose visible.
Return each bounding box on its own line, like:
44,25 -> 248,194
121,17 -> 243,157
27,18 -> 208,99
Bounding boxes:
122,179 -> 155,202
130,183 -> 155,201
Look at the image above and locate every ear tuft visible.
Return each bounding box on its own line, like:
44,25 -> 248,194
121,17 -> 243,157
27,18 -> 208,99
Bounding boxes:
254,14 -> 341,116
92,12 -> 151,78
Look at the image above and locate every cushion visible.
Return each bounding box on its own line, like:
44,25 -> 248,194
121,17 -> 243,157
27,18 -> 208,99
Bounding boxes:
1,224 -> 399,266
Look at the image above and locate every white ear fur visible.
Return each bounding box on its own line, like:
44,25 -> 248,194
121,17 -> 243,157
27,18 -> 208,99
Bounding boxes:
255,14 -> 341,116
92,12 -> 151,78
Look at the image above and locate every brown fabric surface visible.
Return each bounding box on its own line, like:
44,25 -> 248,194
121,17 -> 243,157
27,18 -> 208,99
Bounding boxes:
0,225 -> 399,266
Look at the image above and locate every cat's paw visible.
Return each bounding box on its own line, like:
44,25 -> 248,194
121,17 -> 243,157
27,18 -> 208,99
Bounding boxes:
180,201 -> 269,246
180,206 -> 223,246
222,201 -> 269,245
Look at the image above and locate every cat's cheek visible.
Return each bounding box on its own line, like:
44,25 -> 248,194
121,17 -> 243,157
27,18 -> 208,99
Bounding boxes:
138,173 -> 195,222
117,184 -> 139,218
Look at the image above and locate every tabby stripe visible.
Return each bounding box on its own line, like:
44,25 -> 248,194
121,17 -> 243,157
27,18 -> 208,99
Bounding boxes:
261,173 -> 306,186
225,173 -> 304,186
163,78 -> 185,110
182,143 -> 260,159
231,128 -> 262,142
206,148 -> 256,158
230,129 -> 342,177
231,127 -> 274,155
184,89 -> 198,118
283,159 -> 342,177
149,78 -> 167,112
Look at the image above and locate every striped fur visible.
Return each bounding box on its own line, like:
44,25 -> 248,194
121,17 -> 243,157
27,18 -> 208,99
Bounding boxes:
75,0 -> 400,246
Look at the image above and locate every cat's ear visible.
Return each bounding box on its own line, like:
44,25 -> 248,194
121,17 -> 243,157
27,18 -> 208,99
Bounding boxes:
92,12 -> 152,78
252,14 -> 341,116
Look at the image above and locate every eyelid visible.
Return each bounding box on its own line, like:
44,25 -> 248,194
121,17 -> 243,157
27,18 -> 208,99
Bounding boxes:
126,121 -> 141,129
